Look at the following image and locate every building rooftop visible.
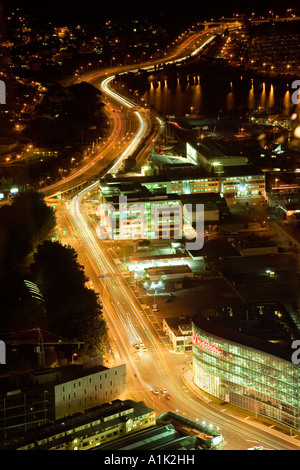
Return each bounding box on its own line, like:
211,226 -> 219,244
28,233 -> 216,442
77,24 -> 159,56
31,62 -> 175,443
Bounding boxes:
188,138 -> 242,160
164,316 -> 193,337
236,235 -> 277,249
192,302 -> 298,362
0,364 -> 112,396
102,163 -> 263,188
0,399 -> 153,450
104,192 -> 181,205
94,410 -> 222,450
145,264 -> 193,275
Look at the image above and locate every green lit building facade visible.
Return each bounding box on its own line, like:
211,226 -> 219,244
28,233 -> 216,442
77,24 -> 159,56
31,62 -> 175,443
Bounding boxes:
192,316 -> 300,430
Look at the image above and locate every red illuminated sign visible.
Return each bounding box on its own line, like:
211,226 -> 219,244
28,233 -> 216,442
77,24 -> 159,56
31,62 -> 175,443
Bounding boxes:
192,333 -> 221,354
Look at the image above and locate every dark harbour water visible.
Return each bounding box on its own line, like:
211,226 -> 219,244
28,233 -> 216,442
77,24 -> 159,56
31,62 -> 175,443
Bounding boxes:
140,72 -> 300,118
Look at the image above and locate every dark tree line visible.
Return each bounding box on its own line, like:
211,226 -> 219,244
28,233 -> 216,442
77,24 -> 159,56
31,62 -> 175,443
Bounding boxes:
23,81 -> 107,147
32,241 -> 108,359
0,190 -> 56,275
0,191 -> 108,370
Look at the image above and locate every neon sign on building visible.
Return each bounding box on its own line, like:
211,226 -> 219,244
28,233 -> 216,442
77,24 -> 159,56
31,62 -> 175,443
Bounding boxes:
192,333 -> 221,355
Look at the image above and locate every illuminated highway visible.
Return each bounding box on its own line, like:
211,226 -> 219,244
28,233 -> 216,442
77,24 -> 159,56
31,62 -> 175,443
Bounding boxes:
54,181 -> 300,451
41,27 -> 222,199
46,26 -> 300,450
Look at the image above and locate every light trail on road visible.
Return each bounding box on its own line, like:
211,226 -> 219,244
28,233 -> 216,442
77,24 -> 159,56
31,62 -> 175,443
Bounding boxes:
67,183 -> 300,450
46,25 -> 300,449
100,76 -> 150,174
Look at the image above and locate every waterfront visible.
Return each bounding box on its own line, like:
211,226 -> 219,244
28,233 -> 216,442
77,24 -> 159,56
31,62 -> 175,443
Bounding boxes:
141,72 -> 299,118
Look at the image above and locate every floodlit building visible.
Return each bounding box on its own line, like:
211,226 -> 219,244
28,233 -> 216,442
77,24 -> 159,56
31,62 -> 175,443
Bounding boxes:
100,158 -> 265,206
162,317 -> 193,352
97,411 -> 223,450
98,178 -> 230,240
186,140 -> 247,169
100,191 -> 183,240
1,399 -> 156,450
55,364 -> 126,419
145,264 -> 195,282
192,303 -> 300,430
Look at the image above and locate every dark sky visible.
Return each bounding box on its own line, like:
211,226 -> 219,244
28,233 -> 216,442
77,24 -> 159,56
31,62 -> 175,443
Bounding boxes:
2,0 -> 300,29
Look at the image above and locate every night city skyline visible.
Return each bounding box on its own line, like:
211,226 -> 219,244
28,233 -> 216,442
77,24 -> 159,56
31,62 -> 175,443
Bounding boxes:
0,0 -> 300,454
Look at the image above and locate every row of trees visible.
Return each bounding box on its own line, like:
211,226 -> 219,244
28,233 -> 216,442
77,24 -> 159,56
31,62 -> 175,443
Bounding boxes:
23,81 -> 107,147
0,191 -> 56,273
32,241 -> 108,359
0,191 -> 108,370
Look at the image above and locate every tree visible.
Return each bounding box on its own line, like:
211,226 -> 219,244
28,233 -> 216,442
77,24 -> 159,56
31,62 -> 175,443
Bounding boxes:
0,191 -> 56,274
32,241 -> 108,358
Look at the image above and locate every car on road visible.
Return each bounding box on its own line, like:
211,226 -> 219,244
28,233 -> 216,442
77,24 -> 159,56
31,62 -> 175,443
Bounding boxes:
152,389 -> 159,395
161,388 -> 167,394
165,393 -> 173,400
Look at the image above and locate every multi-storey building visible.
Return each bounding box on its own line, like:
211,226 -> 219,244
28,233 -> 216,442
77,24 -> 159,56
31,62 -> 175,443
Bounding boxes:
55,364 -> 126,419
192,303 -> 300,430
0,364 -> 126,440
1,399 -> 156,450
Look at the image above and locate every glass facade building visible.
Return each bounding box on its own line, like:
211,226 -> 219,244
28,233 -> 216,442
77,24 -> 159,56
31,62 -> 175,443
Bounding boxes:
192,316 -> 300,430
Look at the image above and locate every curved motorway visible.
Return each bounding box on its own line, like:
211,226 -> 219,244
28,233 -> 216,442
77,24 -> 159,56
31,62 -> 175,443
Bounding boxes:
45,27 -> 300,450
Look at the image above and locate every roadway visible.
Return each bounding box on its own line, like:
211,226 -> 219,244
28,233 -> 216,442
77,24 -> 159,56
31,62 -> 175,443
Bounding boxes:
44,26 -> 300,450
54,184 -> 300,450
41,27 -> 223,199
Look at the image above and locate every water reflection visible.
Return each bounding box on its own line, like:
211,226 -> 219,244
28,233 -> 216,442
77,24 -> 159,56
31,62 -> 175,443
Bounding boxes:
260,82 -> 266,109
248,79 -> 255,110
144,74 -> 297,117
283,88 -> 291,116
193,76 -> 202,113
268,84 -> 275,110
226,91 -> 235,110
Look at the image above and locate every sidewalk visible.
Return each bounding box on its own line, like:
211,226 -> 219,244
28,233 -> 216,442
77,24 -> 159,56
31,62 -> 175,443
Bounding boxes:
181,369 -> 300,447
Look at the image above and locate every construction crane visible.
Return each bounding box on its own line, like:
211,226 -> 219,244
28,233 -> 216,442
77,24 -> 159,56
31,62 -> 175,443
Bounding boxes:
0,327 -> 85,369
